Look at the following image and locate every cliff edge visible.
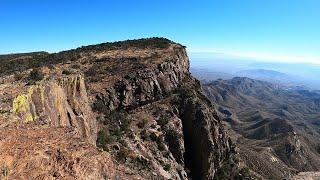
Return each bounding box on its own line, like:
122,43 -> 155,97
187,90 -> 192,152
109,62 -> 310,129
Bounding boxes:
0,38 -> 238,179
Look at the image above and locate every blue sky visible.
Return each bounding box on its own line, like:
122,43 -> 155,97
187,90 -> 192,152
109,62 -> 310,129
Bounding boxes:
1,0 -> 319,63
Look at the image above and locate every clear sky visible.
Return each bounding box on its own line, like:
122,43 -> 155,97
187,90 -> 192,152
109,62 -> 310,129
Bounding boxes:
1,0 -> 319,63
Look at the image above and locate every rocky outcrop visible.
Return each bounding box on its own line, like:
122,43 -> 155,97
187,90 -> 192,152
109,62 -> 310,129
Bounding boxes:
95,47 -> 189,110
176,77 -> 233,179
12,74 -> 96,144
0,38 -> 236,179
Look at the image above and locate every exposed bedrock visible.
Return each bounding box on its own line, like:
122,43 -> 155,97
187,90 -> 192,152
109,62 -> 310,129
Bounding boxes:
12,74 -> 96,144
95,48 -> 190,110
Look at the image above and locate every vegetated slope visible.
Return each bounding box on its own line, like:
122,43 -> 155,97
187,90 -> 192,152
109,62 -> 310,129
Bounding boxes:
203,77 -> 320,179
0,38 -> 243,179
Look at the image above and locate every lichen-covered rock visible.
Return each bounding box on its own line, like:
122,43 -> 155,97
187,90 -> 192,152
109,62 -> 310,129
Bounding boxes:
12,74 -> 96,144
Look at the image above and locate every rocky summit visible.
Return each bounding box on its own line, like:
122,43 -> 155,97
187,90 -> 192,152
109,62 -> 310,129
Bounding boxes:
0,38 -> 240,179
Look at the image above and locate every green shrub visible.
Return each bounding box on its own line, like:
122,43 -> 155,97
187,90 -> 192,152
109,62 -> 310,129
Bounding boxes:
62,69 -> 71,75
157,138 -> 166,151
70,64 -> 80,69
163,164 -> 171,171
137,118 -> 148,129
27,69 -> 44,84
157,115 -> 169,127
96,130 -> 109,151
140,129 -> 149,141
109,110 -> 130,132
317,146 -> 320,154
116,147 -> 131,162
165,129 -> 182,152
85,64 -> 103,82
165,129 -> 182,143
235,167 -> 251,180
92,99 -> 108,114
120,118 -> 130,132
214,164 -> 229,180
170,95 -> 181,105
14,72 -> 23,81
111,128 -> 122,138
149,132 -> 158,142
136,156 -> 150,169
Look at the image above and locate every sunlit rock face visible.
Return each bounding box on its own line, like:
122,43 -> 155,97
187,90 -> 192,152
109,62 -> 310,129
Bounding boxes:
12,74 -> 96,144
0,38 -> 237,179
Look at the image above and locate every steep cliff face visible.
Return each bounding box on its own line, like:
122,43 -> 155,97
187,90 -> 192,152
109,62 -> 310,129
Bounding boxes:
93,46 -> 190,110
12,74 -> 96,144
176,77 -> 234,179
0,38 -> 236,179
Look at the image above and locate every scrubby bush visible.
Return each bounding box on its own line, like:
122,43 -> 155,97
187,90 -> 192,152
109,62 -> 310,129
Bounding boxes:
149,132 -> 158,142
163,164 -> 171,171
158,141 -> 166,151
140,129 -> 149,141
156,136 -> 166,151
70,64 -> 80,69
62,69 -> 71,75
234,167 -> 251,180
317,146 -> 320,154
135,156 -> 150,169
165,129 -> 182,153
109,110 -> 130,132
14,72 -> 23,81
110,127 -> 121,137
137,118 -> 148,129
92,99 -> 108,114
116,147 -> 131,162
165,129 -> 182,143
120,119 -> 130,132
176,88 -> 194,99
27,69 -> 44,84
85,64 -> 103,82
157,115 -> 169,127
96,130 -> 109,151
145,131 -> 166,151
170,95 -> 181,105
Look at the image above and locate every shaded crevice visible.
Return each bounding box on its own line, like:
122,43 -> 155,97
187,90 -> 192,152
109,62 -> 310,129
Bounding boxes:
180,101 -> 203,180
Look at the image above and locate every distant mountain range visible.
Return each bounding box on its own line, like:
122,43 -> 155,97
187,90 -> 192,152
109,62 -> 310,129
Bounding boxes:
237,69 -> 286,78
203,77 -> 320,179
190,53 -> 320,90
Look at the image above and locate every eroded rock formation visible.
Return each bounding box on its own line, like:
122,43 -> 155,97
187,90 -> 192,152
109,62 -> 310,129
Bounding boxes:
94,47 -> 190,110
0,38 -> 237,179
12,74 -> 96,144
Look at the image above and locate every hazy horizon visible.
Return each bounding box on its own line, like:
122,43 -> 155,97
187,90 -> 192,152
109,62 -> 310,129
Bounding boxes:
1,0 -> 320,64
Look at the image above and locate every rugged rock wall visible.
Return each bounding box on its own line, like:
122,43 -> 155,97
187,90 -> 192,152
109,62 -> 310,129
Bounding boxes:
12,74 -> 96,144
1,38 -> 237,179
95,47 -> 190,110
176,77 -> 233,179
90,46 -> 235,179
